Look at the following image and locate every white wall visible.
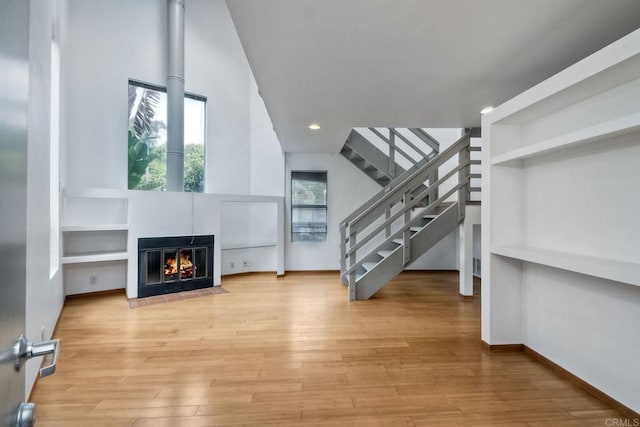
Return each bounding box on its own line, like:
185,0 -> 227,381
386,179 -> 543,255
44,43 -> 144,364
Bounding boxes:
62,0 -> 261,194
220,201 -> 279,275
61,0 -> 285,294
523,264 -> 640,411
186,0 -> 253,194
250,76 -> 284,196
62,0 -> 165,189
25,0 -> 66,398
284,153 -> 380,270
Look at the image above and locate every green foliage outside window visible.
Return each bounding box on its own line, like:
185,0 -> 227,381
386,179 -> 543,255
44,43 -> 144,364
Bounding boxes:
127,81 -> 205,192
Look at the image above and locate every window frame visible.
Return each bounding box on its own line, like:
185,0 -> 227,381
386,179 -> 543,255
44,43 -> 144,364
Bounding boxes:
290,170 -> 328,243
129,79 -> 207,103
127,79 -> 207,192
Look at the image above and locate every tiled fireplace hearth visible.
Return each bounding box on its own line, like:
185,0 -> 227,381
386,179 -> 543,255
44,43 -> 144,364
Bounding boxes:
138,235 -> 214,298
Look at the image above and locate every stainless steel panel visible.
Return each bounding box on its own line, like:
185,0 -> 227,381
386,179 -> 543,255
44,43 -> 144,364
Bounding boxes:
0,0 -> 30,425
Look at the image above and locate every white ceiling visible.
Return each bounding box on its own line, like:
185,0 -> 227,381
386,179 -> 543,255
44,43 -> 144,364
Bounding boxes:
226,0 -> 640,153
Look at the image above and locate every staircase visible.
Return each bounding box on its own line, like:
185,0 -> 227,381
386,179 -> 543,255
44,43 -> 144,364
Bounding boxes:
340,128 -> 440,187
339,129 -> 481,300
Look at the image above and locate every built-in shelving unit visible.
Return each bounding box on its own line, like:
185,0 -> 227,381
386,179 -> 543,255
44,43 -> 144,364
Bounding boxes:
61,224 -> 129,232
491,245 -> 640,287
61,188 -> 130,266
484,28 -> 640,299
62,252 -> 129,265
482,29 -> 640,411
491,111 -> 640,166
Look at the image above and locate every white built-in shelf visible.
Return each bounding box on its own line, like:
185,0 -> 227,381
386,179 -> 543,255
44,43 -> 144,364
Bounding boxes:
61,251 -> 129,264
491,245 -> 640,287
491,112 -> 640,166
61,224 -> 129,232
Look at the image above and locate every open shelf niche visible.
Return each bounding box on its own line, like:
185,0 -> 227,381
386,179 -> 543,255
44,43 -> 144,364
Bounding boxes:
61,188 -> 129,265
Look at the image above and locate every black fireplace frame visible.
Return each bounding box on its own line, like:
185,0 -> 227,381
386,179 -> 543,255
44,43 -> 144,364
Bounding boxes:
138,235 -> 214,298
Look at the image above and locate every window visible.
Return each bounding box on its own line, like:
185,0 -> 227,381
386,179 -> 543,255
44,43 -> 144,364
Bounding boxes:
127,80 -> 206,192
291,171 -> 327,242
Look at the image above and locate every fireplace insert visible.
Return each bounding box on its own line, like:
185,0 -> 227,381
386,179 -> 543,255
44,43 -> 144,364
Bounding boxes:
138,235 -> 214,298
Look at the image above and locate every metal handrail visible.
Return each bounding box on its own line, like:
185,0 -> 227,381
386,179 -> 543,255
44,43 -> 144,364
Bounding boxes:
340,130 -> 476,281
345,180 -> 467,272
349,132 -> 470,233
369,127 -> 420,166
389,128 -> 430,163
339,155 -> 430,229
408,128 -> 440,152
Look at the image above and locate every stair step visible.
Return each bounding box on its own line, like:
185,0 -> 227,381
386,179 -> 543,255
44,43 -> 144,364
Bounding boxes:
377,249 -> 394,258
410,226 -> 422,232
362,262 -> 378,272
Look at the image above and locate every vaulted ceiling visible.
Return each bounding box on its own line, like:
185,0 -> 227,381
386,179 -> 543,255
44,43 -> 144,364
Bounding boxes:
226,0 -> 640,152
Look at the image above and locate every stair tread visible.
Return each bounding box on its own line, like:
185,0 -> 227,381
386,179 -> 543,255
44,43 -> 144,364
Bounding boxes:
377,250 -> 395,258
362,262 -> 378,271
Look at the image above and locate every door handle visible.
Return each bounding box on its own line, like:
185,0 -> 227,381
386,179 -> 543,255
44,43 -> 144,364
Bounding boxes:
13,334 -> 60,377
15,402 -> 36,427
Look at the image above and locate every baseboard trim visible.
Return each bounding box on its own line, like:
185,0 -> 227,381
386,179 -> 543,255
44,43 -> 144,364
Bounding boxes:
65,288 -> 126,300
221,271 -> 277,278
279,270 -> 340,275
480,341 -> 524,352
480,341 -> 639,418
523,346 -> 639,420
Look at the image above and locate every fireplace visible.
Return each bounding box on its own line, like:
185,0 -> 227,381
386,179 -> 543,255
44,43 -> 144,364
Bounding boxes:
138,235 -> 214,298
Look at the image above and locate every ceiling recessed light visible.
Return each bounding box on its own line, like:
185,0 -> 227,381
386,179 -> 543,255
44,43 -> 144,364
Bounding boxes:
308,123 -> 321,130
480,106 -> 494,115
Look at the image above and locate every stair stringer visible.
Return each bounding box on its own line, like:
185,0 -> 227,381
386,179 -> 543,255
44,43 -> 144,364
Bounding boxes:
353,203 -> 460,300
342,130 -> 407,184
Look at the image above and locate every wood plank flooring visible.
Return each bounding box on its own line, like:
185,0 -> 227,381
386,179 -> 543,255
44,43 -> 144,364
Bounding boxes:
32,271 -> 626,426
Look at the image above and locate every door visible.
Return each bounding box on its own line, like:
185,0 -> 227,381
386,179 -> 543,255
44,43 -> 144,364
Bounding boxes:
0,1 -> 30,425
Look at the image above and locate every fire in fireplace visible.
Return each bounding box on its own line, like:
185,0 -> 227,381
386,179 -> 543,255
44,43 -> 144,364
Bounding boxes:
138,235 -> 214,298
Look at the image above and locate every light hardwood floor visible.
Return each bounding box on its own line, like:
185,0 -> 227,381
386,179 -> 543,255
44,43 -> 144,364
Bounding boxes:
32,271 -> 625,426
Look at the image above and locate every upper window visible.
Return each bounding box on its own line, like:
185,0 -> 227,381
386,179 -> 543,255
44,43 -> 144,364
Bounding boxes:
291,171 -> 327,242
127,80 -> 206,192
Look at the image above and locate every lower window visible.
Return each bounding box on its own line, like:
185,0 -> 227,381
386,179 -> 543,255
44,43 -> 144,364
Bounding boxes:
291,171 -> 327,242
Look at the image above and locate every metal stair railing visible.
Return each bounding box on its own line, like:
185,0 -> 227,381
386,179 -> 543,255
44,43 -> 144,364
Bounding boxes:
340,131 -> 475,289
339,154 -> 431,285
365,127 -> 439,176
